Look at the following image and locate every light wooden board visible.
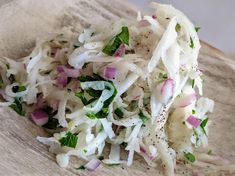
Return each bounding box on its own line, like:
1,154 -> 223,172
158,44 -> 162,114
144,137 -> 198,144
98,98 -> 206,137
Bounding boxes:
0,0 -> 234,176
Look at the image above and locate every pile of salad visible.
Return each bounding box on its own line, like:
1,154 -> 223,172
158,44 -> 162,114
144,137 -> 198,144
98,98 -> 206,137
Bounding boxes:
0,3 -> 233,176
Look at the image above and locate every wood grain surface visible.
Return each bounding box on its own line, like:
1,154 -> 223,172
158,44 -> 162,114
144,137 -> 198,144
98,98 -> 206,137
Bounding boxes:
0,0 -> 234,176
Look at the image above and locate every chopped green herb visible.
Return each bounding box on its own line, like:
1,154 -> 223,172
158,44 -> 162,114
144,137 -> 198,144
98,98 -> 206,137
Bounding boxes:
86,88 -> 102,98
191,79 -> 195,88
207,150 -> 213,155
192,109 -> 196,115
106,163 -> 120,166
82,63 -> 89,69
102,26 -> 129,56
75,91 -> 89,105
184,152 -> 196,163
8,74 -> 15,83
138,110 -> 149,124
175,23 -> 181,32
200,118 -> 208,136
9,97 -> 25,116
159,73 -> 168,80
77,165 -> 86,170
189,37 -> 194,49
114,108 -> 124,118
86,112 -> 97,119
193,128 -> 199,146
121,142 -> 128,148
98,156 -> 104,161
0,76 -> 4,88
195,26 -> 201,32
42,117 -> 60,129
83,149 -> 87,153
59,131 -> 78,148
12,85 -> 26,93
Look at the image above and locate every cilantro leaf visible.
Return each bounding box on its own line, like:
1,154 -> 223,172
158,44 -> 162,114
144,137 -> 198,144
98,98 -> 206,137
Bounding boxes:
184,152 -> 196,163
189,37 -> 194,49
200,118 -> 208,136
59,131 -> 78,148
114,108 -> 124,118
102,26 -> 129,56
138,110 -> 149,124
9,97 -> 25,116
175,23 -> 181,32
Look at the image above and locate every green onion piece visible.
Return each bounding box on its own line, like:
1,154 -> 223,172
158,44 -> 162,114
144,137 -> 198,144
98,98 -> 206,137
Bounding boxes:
184,152 -> 196,163
102,26 -> 129,56
59,131 -> 78,148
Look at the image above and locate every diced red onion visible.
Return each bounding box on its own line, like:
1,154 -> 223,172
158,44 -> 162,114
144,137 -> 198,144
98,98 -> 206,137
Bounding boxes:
139,146 -> 154,161
138,20 -> 150,27
57,66 -> 80,78
104,66 -> 117,79
84,158 -> 101,171
160,79 -> 174,104
179,93 -> 197,107
54,49 -> 61,60
152,15 -> 157,19
186,115 -> 201,128
56,72 -> 68,88
114,44 -> 125,57
31,110 -> 49,126
35,94 -> 46,109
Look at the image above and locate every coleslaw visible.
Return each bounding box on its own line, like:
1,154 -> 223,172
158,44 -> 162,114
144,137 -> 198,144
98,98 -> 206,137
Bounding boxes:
0,2 -> 234,176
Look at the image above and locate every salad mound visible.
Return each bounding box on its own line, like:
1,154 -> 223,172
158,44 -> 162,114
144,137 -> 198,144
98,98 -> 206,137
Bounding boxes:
1,2 -> 233,176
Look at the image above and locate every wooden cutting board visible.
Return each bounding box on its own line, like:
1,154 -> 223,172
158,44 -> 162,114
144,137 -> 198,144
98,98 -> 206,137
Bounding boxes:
0,0 -> 234,175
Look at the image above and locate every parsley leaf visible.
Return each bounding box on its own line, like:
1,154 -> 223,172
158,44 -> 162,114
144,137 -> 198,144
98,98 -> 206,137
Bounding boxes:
102,26 -> 129,56
138,110 -> 149,124
195,26 -> 201,32
9,97 -> 25,116
59,131 -> 78,148
175,23 -> 181,32
184,152 -> 196,163
189,37 -> 194,49
114,108 -> 124,118
200,118 -> 208,136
